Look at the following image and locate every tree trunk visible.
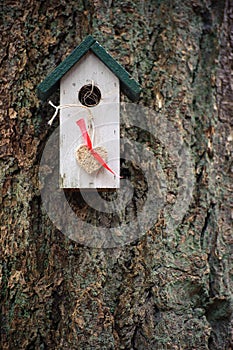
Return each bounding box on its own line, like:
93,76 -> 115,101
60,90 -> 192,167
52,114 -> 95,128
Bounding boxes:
1,0 -> 232,349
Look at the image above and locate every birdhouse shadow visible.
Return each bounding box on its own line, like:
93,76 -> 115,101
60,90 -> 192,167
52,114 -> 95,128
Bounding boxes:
63,157 -> 148,229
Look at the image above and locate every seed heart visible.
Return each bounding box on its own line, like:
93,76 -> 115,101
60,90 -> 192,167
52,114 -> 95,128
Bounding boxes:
75,144 -> 108,174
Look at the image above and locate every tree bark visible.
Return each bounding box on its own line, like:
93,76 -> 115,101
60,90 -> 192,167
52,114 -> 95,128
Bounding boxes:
1,0 -> 232,349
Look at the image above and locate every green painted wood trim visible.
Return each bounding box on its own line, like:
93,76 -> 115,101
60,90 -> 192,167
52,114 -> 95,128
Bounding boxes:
90,42 -> 141,102
37,35 -> 95,101
36,35 -> 141,102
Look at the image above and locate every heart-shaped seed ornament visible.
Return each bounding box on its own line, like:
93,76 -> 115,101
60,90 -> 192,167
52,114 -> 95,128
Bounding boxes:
75,144 -> 108,174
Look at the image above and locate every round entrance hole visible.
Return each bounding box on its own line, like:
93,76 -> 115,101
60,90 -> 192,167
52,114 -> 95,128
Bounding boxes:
78,84 -> 101,107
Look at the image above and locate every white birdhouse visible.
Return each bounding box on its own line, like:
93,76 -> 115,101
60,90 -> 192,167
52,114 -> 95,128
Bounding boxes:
37,35 -> 141,189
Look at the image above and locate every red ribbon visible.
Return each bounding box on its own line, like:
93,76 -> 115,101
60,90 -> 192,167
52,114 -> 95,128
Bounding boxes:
76,119 -> 92,149
76,118 -> 121,178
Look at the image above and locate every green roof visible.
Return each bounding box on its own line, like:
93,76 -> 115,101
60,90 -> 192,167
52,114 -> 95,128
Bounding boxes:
37,35 -> 141,102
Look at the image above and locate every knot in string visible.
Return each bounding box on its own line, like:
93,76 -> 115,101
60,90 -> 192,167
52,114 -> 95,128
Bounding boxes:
48,100 -> 95,145
48,101 -> 60,125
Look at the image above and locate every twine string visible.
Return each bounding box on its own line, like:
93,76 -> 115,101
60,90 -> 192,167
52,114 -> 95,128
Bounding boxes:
48,100 -> 95,145
80,80 -> 100,107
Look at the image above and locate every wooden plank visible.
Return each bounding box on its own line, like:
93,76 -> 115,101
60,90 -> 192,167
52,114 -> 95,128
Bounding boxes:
60,52 -> 120,189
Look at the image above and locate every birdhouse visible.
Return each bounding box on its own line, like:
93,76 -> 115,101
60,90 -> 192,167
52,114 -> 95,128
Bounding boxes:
37,35 -> 141,189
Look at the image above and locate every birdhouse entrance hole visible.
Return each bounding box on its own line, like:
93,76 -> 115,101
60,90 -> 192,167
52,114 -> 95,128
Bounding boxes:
78,84 -> 101,107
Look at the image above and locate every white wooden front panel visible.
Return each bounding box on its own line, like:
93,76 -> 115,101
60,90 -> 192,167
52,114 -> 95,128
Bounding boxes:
60,52 -> 120,188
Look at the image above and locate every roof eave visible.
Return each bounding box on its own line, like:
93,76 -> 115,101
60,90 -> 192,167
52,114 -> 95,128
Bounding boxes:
37,35 -> 141,102
37,35 -> 95,101
90,42 -> 141,102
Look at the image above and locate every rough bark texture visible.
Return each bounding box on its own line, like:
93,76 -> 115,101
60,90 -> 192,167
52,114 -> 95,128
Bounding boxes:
0,0 -> 232,349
